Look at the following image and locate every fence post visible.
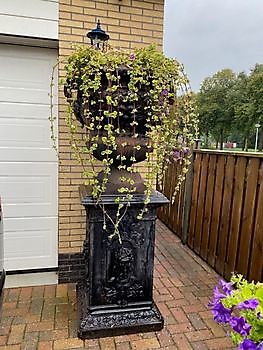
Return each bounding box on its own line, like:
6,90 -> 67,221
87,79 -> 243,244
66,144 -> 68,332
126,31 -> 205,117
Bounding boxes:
181,151 -> 195,244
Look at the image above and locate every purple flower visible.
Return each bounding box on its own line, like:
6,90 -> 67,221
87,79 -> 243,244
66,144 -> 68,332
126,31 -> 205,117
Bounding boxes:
237,298 -> 259,311
173,150 -> 181,160
257,342 -> 263,350
129,53 -> 135,60
239,339 -> 257,350
212,302 -> 232,323
219,279 -> 233,295
230,316 -> 252,336
161,89 -> 169,96
183,147 -> 190,155
213,286 -> 226,303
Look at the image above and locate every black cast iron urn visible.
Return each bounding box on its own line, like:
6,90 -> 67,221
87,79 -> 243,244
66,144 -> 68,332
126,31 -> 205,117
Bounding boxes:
64,63 -> 169,339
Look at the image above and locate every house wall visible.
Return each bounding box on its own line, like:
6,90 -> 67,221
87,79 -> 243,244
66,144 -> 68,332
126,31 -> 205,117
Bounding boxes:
58,0 -> 165,282
0,0 -> 58,40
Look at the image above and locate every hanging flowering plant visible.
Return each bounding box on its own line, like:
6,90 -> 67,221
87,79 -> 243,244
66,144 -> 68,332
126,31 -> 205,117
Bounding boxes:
209,274 -> 263,349
50,44 -> 198,240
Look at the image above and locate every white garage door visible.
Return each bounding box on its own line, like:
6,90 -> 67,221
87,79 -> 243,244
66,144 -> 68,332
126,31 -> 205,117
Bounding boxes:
0,44 -> 58,271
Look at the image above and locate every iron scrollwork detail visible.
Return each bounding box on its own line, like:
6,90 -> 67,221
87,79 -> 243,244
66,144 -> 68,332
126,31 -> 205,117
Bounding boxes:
80,305 -> 160,330
104,241 -> 144,305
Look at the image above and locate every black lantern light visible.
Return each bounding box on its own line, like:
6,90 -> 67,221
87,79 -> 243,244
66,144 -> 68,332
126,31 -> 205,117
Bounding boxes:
87,19 -> 109,50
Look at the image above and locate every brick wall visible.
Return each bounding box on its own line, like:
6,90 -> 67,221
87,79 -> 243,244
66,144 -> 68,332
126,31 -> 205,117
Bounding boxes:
58,0 -> 165,263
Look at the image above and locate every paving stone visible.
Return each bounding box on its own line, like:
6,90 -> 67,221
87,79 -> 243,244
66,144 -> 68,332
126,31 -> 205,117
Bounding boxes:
187,313 -> 207,330
156,328 -> 174,348
39,329 -> 68,342
205,336 -> 236,349
0,336 -> 7,346
38,341 -> 53,350
170,307 -> 189,323
32,286 -> 45,299
167,322 -> 194,334
7,324 -> 25,345
191,341 -> 209,350
26,321 -> 54,333
171,334 -> 192,350
185,330 -> 214,342
116,341 -> 131,350
53,337 -> 84,349
99,337 -> 116,350
131,337 -> 160,350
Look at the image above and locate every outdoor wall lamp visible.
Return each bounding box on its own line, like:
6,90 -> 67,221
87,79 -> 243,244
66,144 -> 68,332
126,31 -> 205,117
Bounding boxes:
87,20 -> 109,50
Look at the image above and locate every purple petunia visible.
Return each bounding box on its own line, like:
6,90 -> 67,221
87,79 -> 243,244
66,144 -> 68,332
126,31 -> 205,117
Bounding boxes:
129,53 -> 135,60
256,342 -> 263,350
237,298 -> 259,311
239,339 -> 257,350
213,286 -> 226,303
230,316 -> 252,337
219,279 -> 233,295
212,302 -> 232,323
161,89 -> 169,96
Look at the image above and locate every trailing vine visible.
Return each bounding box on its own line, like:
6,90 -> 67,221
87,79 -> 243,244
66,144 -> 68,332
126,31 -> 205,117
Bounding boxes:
50,44 -> 198,242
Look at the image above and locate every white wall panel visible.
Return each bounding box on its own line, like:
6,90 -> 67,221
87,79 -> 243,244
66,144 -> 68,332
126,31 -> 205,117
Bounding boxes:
0,0 -> 58,40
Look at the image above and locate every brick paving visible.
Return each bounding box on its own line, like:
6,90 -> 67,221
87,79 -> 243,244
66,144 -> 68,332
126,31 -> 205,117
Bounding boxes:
0,221 -> 235,350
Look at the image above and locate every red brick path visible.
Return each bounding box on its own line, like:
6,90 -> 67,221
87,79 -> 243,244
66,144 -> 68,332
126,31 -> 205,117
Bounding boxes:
0,221 -> 235,349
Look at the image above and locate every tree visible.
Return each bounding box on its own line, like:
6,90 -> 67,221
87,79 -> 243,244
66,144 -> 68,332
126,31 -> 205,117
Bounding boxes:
247,64 -> 263,150
229,64 -> 263,150
197,69 -> 236,149
230,72 -> 253,150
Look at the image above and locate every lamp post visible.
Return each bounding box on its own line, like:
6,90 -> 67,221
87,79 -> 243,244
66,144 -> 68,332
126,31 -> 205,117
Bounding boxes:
255,123 -> 261,152
87,19 -> 109,50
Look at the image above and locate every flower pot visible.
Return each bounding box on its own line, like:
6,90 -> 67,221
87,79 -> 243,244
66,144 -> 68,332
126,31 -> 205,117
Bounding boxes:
93,135 -> 152,194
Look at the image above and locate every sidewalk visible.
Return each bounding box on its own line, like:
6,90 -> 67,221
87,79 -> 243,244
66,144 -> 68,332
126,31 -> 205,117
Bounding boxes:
0,221 -> 235,350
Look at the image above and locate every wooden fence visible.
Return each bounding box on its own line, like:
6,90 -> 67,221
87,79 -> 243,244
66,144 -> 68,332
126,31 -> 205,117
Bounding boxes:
158,150 -> 263,282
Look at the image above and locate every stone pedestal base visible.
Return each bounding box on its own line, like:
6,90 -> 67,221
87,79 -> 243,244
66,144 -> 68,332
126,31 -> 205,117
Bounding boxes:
77,281 -> 163,339
78,191 -> 168,339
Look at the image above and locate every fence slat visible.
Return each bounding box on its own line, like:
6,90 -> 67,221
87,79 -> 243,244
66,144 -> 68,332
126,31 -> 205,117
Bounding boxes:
207,155 -> 225,268
215,155 -> 235,275
200,155 -> 216,260
224,157 -> 247,280
236,158 -> 260,276
249,162 -> 263,281
193,153 -> 209,255
188,153 -> 202,249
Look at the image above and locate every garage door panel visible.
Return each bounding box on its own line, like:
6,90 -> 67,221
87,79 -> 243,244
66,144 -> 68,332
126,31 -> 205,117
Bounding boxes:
0,163 -> 57,218
1,88 -> 52,105
0,102 -> 58,162
0,102 -> 58,120
0,118 -> 50,147
0,46 -> 57,104
0,44 -> 58,271
0,118 -> 57,161
3,217 -> 58,270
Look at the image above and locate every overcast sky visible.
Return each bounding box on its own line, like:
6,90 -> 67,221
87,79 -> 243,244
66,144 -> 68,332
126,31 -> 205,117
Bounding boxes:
164,0 -> 263,91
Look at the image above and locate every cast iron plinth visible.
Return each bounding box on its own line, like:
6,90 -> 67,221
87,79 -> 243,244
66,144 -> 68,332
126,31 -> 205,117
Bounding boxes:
77,191 -> 168,339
